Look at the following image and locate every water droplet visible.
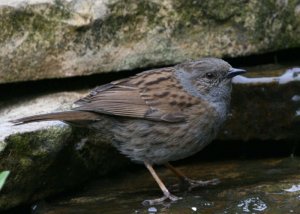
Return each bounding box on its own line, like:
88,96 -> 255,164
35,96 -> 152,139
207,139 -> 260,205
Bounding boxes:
284,184 -> 300,192
291,95 -> 300,102
295,109 -> 300,117
237,197 -> 267,212
148,207 -> 157,213
31,204 -> 37,211
74,138 -> 88,150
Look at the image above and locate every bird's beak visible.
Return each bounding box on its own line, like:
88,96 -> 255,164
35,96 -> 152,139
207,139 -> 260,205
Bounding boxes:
226,68 -> 246,78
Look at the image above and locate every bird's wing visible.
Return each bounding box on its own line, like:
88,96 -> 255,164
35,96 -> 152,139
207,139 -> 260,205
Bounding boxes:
73,68 -> 200,122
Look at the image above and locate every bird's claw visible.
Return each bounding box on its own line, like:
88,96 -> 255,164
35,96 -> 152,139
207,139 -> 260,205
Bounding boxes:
184,178 -> 220,191
142,193 -> 182,206
171,177 -> 220,192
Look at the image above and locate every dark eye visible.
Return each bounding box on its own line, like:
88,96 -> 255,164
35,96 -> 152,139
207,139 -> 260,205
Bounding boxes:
205,72 -> 215,79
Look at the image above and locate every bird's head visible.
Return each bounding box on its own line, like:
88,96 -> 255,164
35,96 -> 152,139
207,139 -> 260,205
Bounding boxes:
175,57 -> 246,102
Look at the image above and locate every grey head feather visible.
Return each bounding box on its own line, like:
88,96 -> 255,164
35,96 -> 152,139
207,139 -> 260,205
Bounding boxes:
174,58 -> 232,101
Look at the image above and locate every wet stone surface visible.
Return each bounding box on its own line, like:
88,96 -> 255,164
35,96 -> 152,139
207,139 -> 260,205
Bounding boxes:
32,157 -> 300,214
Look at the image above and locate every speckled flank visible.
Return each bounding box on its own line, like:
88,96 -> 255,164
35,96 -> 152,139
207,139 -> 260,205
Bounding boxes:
112,107 -> 218,164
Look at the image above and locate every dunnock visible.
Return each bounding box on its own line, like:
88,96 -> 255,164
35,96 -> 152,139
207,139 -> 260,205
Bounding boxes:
12,58 -> 245,205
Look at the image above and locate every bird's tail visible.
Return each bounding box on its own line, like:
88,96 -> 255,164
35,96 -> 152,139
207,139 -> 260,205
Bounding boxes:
10,111 -> 101,125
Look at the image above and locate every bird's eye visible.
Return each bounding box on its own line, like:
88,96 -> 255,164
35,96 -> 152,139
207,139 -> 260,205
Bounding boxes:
205,72 -> 215,79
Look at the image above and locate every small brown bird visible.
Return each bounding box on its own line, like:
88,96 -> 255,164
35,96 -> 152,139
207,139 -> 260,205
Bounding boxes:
12,58 -> 245,205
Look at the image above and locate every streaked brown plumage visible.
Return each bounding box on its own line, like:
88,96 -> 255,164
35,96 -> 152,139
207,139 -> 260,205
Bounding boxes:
12,58 -> 246,205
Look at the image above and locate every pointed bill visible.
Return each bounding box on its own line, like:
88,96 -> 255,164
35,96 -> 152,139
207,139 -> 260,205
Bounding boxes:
226,68 -> 246,78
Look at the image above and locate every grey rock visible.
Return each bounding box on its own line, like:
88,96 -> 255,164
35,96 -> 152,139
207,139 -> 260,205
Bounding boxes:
0,92 -> 129,211
1,0 -> 300,83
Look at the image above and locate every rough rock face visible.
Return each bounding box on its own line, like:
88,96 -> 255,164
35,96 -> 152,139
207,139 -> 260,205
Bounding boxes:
0,122 -> 130,211
1,0 -> 300,83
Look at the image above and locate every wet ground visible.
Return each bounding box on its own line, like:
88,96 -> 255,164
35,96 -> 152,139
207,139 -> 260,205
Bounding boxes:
31,157 -> 300,214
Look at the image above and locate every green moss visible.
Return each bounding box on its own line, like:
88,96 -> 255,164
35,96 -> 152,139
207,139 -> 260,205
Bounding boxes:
0,126 -> 72,187
174,0 -> 243,23
0,2 -> 71,42
19,157 -> 33,168
245,0 -> 300,49
0,2 -> 73,83
89,0 -> 162,45
170,0 -> 244,38
0,125 -> 131,210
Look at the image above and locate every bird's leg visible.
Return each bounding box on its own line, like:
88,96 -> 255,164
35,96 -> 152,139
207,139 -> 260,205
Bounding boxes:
165,162 -> 220,192
143,162 -> 181,206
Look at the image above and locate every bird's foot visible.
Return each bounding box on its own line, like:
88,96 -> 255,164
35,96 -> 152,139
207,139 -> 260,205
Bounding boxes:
142,192 -> 181,206
172,177 -> 220,192
185,178 -> 220,191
